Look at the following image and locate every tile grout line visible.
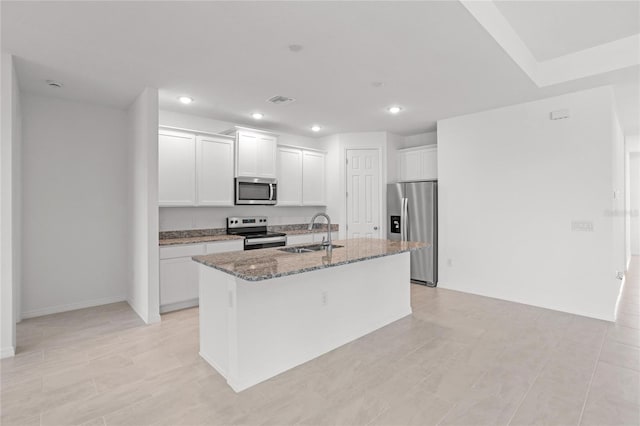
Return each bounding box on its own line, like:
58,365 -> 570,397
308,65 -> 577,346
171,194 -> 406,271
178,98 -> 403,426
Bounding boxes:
505,335 -> 563,426
576,327 -> 608,426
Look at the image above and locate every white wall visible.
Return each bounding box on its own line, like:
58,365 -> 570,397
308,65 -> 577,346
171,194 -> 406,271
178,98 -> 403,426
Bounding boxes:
630,153 -> 640,255
386,132 -> 404,184
438,86 -> 624,321
128,88 -> 160,324
20,94 -> 129,318
1,53 -> 21,358
401,131 -> 437,149
158,110 -> 328,231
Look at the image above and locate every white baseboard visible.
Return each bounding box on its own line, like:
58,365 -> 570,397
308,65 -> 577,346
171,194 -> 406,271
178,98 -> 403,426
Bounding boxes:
438,281 -> 615,322
126,298 -> 148,323
1,346 -> 15,359
21,295 -> 127,319
160,299 -> 198,314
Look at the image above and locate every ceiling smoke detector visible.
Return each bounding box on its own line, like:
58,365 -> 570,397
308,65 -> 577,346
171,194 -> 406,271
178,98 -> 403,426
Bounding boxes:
267,95 -> 296,105
46,80 -> 63,88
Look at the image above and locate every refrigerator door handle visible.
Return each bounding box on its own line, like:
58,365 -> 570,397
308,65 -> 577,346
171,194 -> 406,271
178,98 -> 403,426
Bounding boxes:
401,197 -> 408,242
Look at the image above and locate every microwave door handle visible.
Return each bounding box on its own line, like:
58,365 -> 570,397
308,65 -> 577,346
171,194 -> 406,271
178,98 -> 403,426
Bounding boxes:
269,184 -> 274,201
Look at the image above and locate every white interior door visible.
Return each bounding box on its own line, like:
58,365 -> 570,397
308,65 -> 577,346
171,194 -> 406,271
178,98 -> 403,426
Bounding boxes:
346,149 -> 381,239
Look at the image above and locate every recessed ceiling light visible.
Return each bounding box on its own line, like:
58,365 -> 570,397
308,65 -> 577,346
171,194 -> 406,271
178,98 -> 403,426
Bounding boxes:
46,80 -> 63,88
251,112 -> 264,120
178,96 -> 193,104
311,125 -> 321,132
388,106 -> 402,114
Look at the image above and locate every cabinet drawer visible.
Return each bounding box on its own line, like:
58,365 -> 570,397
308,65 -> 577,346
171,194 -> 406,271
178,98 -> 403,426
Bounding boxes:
160,244 -> 205,260
205,240 -> 244,254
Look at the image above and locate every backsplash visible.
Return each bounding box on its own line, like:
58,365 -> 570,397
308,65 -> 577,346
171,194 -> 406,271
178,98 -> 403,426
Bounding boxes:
159,206 -> 329,231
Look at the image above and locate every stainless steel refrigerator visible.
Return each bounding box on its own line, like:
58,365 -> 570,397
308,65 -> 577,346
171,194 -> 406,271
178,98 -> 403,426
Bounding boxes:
387,181 -> 437,286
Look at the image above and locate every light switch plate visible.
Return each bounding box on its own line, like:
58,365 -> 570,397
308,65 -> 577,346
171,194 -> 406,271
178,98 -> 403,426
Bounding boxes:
572,221 -> 594,232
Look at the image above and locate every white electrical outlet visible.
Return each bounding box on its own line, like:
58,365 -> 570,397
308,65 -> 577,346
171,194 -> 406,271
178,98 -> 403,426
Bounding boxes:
321,291 -> 328,306
447,259 -> 453,267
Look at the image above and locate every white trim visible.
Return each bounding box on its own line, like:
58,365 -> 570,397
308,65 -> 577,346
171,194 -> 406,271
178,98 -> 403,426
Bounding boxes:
461,1 -> 640,87
159,125 -> 234,140
397,145 -> 437,154
160,298 -> 199,314
438,283 -> 615,322
1,346 -> 15,359
277,143 -> 327,154
21,296 -> 126,319
199,350 -> 228,379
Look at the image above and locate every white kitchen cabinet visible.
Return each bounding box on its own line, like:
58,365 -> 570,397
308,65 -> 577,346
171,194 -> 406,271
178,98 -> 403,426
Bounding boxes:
277,146 -> 326,206
196,134 -> 234,206
235,129 -> 277,178
277,147 -> 303,205
205,240 -> 243,254
302,151 -> 326,206
397,146 -> 437,181
286,232 -> 338,246
159,239 -> 243,313
159,130 -> 197,206
160,256 -> 199,312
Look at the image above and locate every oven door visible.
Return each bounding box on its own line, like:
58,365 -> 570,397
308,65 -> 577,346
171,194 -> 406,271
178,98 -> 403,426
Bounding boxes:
244,236 -> 287,250
235,178 -> 277,205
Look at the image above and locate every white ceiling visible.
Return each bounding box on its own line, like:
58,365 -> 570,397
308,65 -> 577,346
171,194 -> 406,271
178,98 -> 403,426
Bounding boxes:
2,1 -> 639,137
494,0 -> 640,61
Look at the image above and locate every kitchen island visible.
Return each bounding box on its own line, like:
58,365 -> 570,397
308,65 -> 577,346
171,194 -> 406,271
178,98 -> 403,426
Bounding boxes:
192,238 -> 425,392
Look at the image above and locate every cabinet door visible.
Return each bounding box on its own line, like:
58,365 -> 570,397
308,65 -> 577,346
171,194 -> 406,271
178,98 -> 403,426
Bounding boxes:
197,135 -> 234,206
302,151 -> 326,206
398,150 -> 421,182
205,240 -> 243,254
420,147 -> 438,180
159,130 -> 196,206
236,131 -> 258,177
277,147 -> 303,206
160,257 -> 199,309
256,134 -> 277,178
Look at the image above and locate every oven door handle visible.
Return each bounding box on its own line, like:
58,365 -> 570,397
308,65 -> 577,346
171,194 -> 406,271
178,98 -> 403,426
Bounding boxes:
245,236 -> 287,245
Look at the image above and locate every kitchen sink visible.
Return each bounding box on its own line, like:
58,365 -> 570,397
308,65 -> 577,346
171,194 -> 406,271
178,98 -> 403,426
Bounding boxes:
278,244 -> 343,254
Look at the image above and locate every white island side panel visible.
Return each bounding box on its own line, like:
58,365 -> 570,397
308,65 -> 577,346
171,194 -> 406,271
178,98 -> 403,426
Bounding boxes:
199,252 -> 411,392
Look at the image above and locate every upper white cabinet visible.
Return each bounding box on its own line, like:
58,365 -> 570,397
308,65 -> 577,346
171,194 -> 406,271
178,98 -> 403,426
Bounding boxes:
277,147 -> 303,205
196,135 -> 234,206
277,146 -> 326,206
159,128 -> 234,207
397,146 -> 437,182
235,129 -> 277,178
302,150 -> 326,206
159,130 -> 197,206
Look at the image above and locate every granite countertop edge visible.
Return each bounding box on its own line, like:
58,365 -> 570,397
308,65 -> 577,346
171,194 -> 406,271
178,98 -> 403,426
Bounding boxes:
160,225 -> 339,246
191,244 -> 424,282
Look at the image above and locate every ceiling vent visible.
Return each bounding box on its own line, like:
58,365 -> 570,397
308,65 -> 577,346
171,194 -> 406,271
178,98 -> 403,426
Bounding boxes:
267,95 -> 296,105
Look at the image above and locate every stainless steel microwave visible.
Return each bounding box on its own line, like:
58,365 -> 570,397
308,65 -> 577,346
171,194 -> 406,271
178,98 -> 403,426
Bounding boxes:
235,177 -> 277,205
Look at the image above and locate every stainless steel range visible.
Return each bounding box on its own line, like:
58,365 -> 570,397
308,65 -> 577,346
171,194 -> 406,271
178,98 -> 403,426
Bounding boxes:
227,216 -> 287,250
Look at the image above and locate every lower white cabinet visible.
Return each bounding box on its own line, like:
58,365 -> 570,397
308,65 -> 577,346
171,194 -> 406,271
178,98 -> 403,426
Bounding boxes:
159,239 -> 243,313
286,232 -> 338,246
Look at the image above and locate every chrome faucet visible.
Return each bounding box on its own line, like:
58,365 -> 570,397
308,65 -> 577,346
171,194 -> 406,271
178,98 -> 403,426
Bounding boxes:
308,213 -> 332,247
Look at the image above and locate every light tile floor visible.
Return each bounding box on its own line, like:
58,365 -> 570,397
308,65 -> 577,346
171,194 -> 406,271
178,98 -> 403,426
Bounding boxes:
2,259 -> 639,426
